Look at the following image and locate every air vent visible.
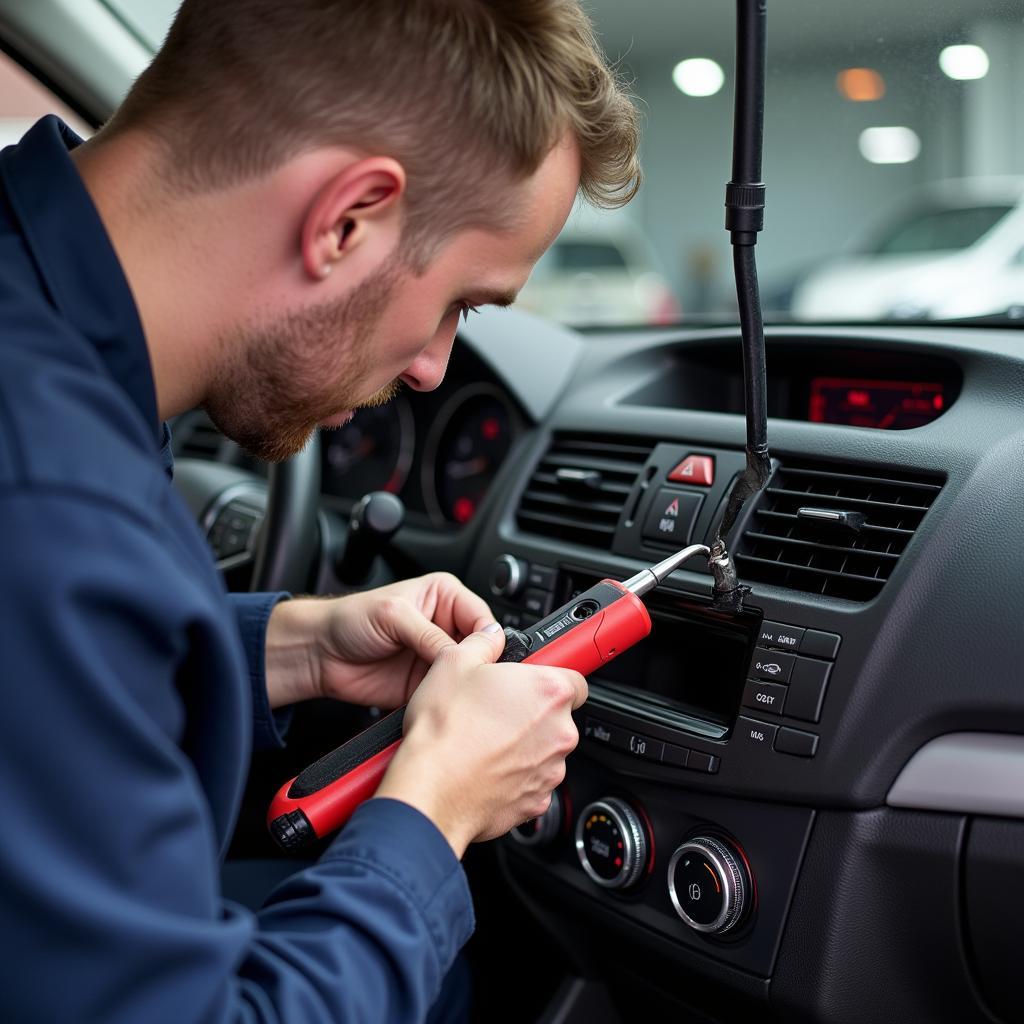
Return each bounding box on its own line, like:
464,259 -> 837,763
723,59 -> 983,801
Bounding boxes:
173,411 -> 226,461
736,463 -> 943,601
517,435 -> 653,547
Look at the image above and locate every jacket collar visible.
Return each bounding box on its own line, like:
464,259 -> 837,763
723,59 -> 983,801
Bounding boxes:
0,116 -> 160,444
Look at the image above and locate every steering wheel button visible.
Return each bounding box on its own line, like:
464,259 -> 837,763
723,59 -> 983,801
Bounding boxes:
742,679 -> 787,716
667,454 -> 715,486
749,646 -> 796,683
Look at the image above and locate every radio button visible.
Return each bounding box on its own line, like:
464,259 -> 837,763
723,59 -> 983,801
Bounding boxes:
583,718 -> 627,749
622,732 -> 664,762
785,659 -> 832,723
734,715 -> 780,750
742,678 -> 787,716
749,646 -> 796,683
688,751 -> 720,774
801,629 -> 841,660
758,620 -> 805,651
775,727 -> 819,758
662,743 -> 690,768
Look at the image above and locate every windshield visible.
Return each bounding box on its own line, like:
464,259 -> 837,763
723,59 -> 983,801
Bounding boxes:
107,0 -> 1024,326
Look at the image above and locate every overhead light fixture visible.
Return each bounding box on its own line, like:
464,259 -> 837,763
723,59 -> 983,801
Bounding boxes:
859,126 -> 921,165
939,44 -> 989,80
836,68 -> 885,102
672,58 -> 725,98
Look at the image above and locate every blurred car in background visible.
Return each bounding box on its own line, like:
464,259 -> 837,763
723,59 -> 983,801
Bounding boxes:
791,176 -> 1024,320
515,206 -> 681,327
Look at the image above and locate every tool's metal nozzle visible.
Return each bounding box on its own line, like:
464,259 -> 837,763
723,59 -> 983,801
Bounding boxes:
621,544 -> 711,597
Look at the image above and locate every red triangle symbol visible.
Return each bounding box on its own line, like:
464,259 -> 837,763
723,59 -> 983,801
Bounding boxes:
681,463 -> 694,476
665,498 -> 679,517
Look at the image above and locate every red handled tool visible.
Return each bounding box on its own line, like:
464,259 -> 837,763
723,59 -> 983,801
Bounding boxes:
267,543 -> 710,850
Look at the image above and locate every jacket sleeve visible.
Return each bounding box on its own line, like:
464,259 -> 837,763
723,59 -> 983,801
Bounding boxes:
0,490 -> 474,1024
228,591 -> 294,751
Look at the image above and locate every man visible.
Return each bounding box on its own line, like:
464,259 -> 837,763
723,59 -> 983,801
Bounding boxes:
0,1 -> 640,1020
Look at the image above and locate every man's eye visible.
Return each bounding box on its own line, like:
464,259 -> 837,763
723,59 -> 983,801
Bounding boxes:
458,303 -> 481,322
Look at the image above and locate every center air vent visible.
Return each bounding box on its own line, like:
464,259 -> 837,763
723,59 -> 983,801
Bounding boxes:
736,463 -> 943,601
517,435 -> 653,548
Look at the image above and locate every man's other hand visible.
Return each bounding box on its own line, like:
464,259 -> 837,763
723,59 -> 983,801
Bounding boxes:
263,573 -> 494,709
374,625 -> 588,858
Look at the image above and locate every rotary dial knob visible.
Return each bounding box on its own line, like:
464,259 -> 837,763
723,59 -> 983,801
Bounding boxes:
667,835 -> 751,935
575,798 -> 648,890
510,789 -> 563,847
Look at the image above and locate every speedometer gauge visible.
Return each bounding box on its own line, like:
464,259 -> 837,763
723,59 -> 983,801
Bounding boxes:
423,385 -> 518,525
321,396 -> 415,499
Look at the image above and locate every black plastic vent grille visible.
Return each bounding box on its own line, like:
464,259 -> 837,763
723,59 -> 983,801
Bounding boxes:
174,411 -> 226,460
516,435 -> 654,547
736,464 -> 943,601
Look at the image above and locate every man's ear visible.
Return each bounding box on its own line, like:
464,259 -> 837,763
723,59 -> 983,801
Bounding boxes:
300,157 -> 406,281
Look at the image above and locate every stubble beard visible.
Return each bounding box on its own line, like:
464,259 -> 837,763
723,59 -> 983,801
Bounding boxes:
204,259 -> 403,463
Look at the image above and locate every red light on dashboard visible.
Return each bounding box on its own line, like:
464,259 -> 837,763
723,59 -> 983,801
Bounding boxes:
847,390 -> 872,408
481,417 -> 501,441
453,497 -> 476,523
934,394 -> 944,410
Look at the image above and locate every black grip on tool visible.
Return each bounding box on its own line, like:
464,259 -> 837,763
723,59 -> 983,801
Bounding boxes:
287,706 -> 406,798
497,626 -> 533,664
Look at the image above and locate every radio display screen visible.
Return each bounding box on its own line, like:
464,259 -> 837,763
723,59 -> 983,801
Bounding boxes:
808,377 -> 945,429
560,571 -> 756,731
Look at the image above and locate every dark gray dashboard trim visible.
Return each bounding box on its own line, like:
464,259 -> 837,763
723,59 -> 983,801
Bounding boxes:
887,733 -> 1024,818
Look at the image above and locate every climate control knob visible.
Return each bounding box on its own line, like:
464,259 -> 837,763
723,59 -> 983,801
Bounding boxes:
575,798 -> 648,890
667,835 -> 751,935
510,789 -> 563,847
489,554 -> 526,598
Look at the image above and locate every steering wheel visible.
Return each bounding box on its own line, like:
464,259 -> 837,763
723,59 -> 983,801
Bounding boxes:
250,435 -> 321,593
173,431 -> 322,594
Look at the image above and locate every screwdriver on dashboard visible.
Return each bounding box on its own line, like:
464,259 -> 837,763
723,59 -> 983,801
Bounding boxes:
267,543 -> 711,850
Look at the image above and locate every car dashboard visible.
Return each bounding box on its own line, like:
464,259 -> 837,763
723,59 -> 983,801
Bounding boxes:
178,309 -> 1024,1023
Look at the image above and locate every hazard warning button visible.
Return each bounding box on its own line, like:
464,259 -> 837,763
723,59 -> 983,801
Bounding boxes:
641,488 -> 704,546
667,454 -> 714,486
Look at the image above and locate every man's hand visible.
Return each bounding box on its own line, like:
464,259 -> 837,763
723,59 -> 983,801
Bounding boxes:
263,573 -> 494,709
374,626 -> 588,859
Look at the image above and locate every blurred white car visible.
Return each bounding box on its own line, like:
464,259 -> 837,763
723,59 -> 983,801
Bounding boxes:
516,207 -> 681,326
791,177 -> 1024,321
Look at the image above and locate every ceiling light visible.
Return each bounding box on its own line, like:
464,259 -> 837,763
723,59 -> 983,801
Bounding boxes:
672,58 -> 725,98
836,68 -> 886,102
859,127 -> 921,165
939,44 -> 989,80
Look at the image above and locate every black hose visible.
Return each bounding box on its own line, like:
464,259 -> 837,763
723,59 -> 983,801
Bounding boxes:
710,0 -> 772,610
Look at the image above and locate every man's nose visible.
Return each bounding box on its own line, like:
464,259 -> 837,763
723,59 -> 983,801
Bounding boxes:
399,325 -> 456,392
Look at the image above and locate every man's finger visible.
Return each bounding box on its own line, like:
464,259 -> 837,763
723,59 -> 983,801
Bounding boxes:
385,605 -> 460,663
446,622 -> 506,667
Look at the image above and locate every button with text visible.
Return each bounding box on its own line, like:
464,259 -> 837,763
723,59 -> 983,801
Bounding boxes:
733,715 -> 780,750
667,454 -> 714,487
622,732 -> 664,762
583,718 -> 628,750
742,679 -> 788,716
758,620 -> 805,651
749,646 -> 796,683
642,488 -> 704,546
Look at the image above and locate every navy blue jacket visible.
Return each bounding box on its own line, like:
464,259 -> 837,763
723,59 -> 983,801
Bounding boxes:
0,117 -> 473,1023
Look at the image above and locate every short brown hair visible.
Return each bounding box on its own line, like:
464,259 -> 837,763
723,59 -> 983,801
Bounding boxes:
108,0 -> 641,265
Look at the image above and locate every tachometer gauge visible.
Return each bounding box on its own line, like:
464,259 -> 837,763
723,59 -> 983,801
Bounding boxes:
423,385 -> 518,525
321,396 -> 415,499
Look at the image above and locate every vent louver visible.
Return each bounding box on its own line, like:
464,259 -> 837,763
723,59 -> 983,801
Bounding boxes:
736,464 -> 942,601
517,435 -> 653,547
174,411 -> 226,461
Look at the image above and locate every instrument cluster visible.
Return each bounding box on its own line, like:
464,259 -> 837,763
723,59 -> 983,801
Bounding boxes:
319,342 -> 522,526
